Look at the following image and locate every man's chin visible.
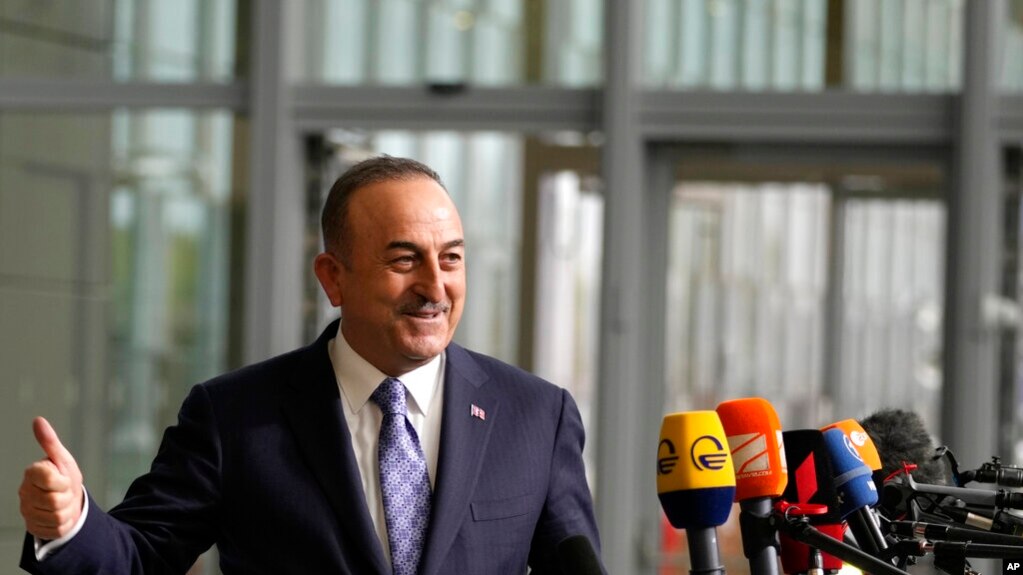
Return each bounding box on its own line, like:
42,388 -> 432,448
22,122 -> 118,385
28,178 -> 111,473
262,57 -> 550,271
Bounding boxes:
397,339 -> 449,363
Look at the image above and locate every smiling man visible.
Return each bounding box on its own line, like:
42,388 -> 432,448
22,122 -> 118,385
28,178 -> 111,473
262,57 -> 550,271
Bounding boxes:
19,156 -> 602,575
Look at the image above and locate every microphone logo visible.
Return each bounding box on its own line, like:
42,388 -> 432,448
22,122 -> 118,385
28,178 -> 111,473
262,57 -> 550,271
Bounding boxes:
850,430 -> 869,446
842,434 -> 864,463
691,435 -> 729,471
727,432 -> 771,476
658,439 -> 680,475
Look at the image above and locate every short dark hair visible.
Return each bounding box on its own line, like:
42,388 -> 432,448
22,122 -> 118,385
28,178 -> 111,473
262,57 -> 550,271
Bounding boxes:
321,155 -> 445,267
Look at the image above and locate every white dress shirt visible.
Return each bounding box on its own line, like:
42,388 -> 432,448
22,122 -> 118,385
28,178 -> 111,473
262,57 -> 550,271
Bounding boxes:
328,323 -> 445,567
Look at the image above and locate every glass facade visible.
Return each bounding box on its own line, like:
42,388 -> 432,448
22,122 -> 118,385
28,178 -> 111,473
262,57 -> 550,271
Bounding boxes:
0,2 -> 1018,574
1004,0 -> 1023,91
664,183 -> 831,423
298,0 -> 602,86
106,109 -> 238,501
0,0 -> 238,81
0,109 -> 241,572
643,0 -> 966,92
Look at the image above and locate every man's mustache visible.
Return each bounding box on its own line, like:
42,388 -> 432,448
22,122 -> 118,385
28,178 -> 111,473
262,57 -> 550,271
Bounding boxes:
398,299 -> 451,314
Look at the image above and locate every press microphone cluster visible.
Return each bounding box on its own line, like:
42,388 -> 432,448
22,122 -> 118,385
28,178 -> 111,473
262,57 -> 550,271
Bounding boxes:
658,399 -> 914,575
855,408 -> 1023,574
657,401 -> 1023,575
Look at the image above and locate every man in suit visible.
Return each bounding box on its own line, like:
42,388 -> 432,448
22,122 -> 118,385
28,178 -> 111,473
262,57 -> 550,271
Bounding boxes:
19,156 -> 601,574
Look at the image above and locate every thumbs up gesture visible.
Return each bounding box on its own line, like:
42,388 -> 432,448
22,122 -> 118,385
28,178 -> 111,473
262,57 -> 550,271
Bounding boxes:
19,417 -> 85,540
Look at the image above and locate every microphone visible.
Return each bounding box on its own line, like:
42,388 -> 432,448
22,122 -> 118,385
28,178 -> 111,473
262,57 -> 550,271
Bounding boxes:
658,411 -> 736,575
940,505 -> 1023,536
716,397 -> 788,575
859,409 -> 949,486
778,430 -> 844,574
898,475 -> 1023,510
821,427 -> 888,557
888,520 -> 1023,546
780,430 -> 842,522
821,419 -> 882,472
555,535 -> 604,575
961,458 -> 1023,489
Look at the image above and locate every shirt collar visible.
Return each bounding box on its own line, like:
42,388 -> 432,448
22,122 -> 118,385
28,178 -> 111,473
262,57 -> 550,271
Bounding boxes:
328,321 -> 443,416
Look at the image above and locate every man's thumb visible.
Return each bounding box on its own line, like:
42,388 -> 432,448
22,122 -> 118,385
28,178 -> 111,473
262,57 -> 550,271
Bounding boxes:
32,417 -> 77,477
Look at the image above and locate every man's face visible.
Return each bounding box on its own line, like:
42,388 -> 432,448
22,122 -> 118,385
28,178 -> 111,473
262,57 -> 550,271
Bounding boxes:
318,176 -> 466,376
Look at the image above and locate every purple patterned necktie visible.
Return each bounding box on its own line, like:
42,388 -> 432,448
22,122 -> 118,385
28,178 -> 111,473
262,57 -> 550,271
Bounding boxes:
371,377 -> 432,575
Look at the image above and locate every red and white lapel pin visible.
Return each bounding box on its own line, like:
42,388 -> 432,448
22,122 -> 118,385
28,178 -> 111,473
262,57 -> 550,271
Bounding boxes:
470,404 -> 486,421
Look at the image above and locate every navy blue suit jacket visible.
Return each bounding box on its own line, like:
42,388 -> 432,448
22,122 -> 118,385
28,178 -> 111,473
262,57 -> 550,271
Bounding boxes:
21,321 -> 600,574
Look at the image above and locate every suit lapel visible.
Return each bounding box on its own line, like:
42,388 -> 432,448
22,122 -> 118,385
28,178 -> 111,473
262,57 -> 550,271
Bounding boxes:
281,321 -> 389,575
420,344 -> 500,575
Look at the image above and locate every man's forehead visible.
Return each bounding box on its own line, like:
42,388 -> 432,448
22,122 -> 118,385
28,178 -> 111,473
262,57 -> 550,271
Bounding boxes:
350,177 -> 454,212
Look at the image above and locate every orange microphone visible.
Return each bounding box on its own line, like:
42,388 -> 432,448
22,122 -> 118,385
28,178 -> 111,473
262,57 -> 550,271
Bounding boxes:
717,398 -> 788,575
820,419 -> 882,472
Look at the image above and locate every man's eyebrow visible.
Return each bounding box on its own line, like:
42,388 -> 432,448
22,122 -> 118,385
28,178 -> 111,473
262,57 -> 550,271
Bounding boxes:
385,240 -> 421,252
384,239 -> 464,252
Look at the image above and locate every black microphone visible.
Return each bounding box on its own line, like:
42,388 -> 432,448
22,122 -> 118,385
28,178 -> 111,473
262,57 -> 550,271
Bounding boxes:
859,409 -> 950,488
779,430 -> 845,575
887,539 -> 1023,575
888,520 -> 1023,546
961,458 -> 1023,489
556,535 -> 604,575
940,505 -> 1023,536
902,475 -> 1023,510
889,539 -> 1023,560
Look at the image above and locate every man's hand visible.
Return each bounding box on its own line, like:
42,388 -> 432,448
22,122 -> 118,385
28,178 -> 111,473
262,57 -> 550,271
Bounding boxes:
19,417 -> 85,540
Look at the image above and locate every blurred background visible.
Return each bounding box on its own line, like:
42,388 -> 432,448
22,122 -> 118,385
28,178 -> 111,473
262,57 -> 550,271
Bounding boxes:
0,0 -> 1021,573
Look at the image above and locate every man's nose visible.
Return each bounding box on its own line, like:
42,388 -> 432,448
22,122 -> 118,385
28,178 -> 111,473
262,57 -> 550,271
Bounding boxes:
413,259 -> 445,302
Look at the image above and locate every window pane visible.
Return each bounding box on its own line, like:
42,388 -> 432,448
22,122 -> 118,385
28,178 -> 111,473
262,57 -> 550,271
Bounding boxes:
838,199 -> 945,428
643,0 -> 964,92
0,109 -> 243,571
298,0 -> 603,86
0,0 -> 238,82
1003,0 -> 1023,91
664,183 -> 831,420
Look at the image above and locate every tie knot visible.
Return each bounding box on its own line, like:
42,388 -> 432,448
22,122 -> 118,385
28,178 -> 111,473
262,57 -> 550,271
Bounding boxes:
371,377 -> 408,416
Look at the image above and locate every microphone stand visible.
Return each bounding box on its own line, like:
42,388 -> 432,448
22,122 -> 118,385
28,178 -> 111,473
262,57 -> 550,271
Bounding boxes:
685,526 -> 726,575
771,514 -> 910,575
739,498 -> 781,575
887,539 -> 1023,575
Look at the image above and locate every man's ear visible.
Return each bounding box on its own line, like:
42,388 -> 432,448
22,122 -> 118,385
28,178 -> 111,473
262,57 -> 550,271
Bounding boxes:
313,252 -> 345,307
